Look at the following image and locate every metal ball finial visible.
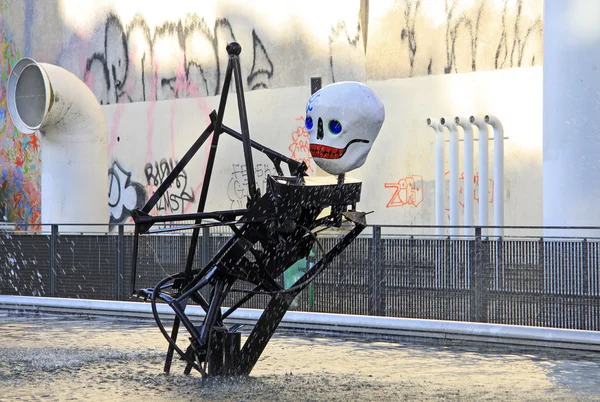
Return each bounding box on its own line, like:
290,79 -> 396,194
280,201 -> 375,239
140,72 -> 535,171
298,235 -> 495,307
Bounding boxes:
226,42 -> 242,56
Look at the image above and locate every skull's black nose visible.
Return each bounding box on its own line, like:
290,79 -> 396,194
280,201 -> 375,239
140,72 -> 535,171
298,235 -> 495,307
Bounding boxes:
317,117 -> 324,140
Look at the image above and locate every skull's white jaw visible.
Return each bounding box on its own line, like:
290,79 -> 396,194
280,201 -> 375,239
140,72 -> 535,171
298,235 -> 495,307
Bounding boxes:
305,82 -> 385,175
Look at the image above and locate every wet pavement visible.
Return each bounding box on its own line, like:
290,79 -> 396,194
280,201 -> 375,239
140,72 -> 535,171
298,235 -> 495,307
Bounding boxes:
1,313 -> 600,401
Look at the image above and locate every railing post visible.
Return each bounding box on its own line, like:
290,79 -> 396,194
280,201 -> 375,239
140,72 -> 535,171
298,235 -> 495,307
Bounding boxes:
582,238 -> 589,329
370,226 -> 384,316
116,224 -> 124,300
201,226 -> 210,268
50,224 -> 58,297
470,226 -> 483,322
538,236 -> 549,326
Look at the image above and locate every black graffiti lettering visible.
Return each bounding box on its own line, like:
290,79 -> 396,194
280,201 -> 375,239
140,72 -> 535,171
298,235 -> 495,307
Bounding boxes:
144,158 -> 195,214
400,0 -> 421,77
328,20 -> 362,83
84,13 -> 274,104
494,0 -> 542,69
443,0 -> 485,74
108,161 -> 147,229
247,29 -> 274,90
227,163 -> 272,209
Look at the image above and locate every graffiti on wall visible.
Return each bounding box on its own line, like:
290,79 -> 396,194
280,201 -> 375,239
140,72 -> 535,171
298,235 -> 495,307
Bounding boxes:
108,161 -> 146,226
0,29 -> 41,228
400,0 -> 421,76
144,158 -> 195,214
84,13 -> 274,105
373,0 -> 543,78
0,0 -> 544,228
385,175 -> 424,208
289,116 -> 314,174
227,163 -> 273,209
445,171 -> 494,212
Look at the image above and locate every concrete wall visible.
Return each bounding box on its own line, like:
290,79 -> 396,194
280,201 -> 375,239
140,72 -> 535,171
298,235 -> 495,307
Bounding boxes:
0,0 -> 544,230
543,0 -> 600,237
104,67 -> 542,233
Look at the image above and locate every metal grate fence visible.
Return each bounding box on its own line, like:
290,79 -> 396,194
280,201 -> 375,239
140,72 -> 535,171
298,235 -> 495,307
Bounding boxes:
1,225 -> 600,331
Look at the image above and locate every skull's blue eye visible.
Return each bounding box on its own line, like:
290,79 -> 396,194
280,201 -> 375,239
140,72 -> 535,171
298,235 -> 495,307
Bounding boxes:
328,119 -> 342,135
305,116 -> 313,130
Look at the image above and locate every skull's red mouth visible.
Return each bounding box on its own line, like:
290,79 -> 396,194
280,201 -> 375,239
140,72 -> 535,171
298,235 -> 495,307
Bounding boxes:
310,144 -> 345,159
310,139 -> 370,160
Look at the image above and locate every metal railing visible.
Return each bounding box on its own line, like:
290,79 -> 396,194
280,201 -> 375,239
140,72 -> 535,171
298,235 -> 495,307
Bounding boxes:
1,224 -> 600,331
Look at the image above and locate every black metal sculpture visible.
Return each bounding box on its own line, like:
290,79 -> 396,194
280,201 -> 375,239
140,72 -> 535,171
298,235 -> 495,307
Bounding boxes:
130,42 -> 368,377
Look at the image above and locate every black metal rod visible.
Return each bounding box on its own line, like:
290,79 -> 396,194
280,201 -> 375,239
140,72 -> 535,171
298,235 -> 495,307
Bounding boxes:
142,119 -> 215,214
199,280 -> 226,345
288,223 -> 366,295
221,284 -> 262,319
179,233 -> 241,297
136,209 -> 248,225
150,276 -> 203,374
163,317 -> 180,374
176,267 -> 216,303
166,297 -> 201,340
220,124 -> 306,176
181,56 -> 235,284
231,54 -> 258,204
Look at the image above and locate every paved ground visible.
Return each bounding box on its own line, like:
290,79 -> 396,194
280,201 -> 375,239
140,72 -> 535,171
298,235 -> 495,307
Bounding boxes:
1,313 -> 600,401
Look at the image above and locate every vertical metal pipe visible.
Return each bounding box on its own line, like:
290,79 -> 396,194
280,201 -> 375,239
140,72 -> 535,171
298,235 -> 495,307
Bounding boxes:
427,118 -> 445,237
442,117 -> 460,237
486,115 -> 504,238
456,117 -> 474,235
470,116 -> 490,236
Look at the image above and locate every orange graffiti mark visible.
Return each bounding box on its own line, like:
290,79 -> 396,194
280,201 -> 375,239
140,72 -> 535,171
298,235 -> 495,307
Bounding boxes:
289,116 -> 314,173
444,171 -> 494,212
385,175 -> 423,208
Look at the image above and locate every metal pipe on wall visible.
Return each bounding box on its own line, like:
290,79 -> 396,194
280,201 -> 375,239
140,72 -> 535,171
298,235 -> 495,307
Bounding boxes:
486,115 -> 504,238
441,117 -> 459,237
7,58 -> 108,232
470,116 -> 490,236
455,116 -> 474,236
427,118 -> 445,237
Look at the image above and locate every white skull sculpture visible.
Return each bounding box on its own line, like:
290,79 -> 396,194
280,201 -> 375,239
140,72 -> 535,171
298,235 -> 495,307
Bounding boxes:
305,81 -> 385,175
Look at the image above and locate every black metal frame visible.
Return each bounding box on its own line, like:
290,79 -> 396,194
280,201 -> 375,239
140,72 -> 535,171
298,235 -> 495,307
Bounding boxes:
130,42 -> 367,377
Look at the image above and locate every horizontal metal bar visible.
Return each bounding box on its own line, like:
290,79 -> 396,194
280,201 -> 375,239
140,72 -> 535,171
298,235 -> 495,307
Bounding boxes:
134,209 -> 248,224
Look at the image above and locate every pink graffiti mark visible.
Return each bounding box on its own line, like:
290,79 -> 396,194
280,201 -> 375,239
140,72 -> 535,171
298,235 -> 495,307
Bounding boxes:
182,124 -> 212,214
141,46 -> 212,214
384,175 -> 424,208
444,171 -> 494,212
169,51 -> 187,160
289,117 -> 314,174
80,32 -> 134,157
109,70 -> 135,156
145,46 -> 159,164
179,67 -> 212,214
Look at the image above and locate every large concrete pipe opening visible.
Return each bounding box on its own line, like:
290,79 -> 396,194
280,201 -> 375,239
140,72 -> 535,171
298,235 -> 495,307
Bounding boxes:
13,64 -> 47,131
8,58 -> 109,232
